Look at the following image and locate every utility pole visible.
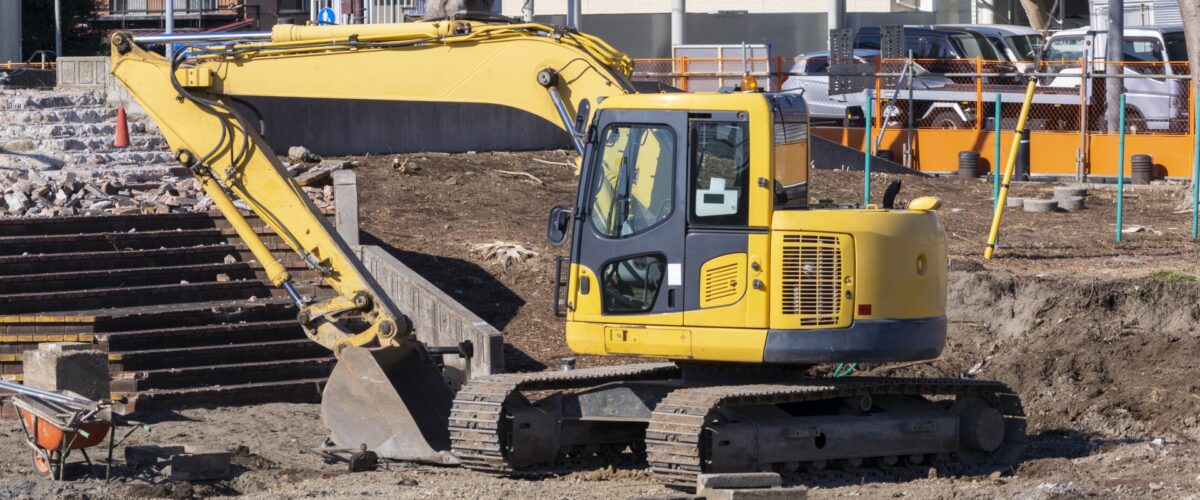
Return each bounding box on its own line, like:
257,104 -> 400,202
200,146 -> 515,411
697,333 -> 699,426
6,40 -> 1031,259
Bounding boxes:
828,0 -> 844,42
1106,0 -> 1124,132
567,0 -> 581,30
53,0 -> 62,57
165,0 -> 176,60
671,0 -> 685,46
522,0 -> 533,22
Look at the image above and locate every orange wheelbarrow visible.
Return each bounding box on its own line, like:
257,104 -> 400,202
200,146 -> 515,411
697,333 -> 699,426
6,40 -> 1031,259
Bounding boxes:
2,380 -> 145,481
13,391 -> 113,480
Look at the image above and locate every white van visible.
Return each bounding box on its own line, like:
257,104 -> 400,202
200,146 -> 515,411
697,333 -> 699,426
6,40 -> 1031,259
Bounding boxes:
934,24 -> 1045,72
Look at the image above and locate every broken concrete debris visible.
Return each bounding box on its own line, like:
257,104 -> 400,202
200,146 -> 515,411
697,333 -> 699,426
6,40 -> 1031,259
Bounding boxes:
0,157 -> 346,217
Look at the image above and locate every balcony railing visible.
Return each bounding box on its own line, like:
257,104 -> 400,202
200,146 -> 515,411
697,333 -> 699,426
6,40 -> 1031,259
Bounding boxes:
98,0 -> 243,17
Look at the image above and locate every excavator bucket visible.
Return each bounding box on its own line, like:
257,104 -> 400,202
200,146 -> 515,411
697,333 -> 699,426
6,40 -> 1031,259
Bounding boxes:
320,343 -> 458,464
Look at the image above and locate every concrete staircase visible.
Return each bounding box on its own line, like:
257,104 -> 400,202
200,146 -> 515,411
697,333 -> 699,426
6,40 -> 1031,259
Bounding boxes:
0,212 -> 337,413
0,89 -> 174,172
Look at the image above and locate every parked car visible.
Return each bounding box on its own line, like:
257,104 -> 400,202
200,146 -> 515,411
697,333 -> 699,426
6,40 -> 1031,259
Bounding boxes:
852,25 -> 1014,81
1041,25 -> 1188,131
781,49 -> 956,125
934,24 -> 1044,72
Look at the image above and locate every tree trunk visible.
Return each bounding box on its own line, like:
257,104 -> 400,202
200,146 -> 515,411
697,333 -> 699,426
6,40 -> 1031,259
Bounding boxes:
1018,0 -> 1051,30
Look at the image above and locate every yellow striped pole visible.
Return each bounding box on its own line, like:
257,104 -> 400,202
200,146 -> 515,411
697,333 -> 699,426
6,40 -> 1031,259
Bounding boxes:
984,79 -> 1038,260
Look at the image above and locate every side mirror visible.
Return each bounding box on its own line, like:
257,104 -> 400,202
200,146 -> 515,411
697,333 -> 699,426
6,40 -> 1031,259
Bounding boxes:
573,99 -> 591,137
546,205 -> 572,246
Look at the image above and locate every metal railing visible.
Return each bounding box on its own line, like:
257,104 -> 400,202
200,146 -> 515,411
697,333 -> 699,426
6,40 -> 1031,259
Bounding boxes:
633,56 -> 1199,179
633,56 -> 1194,136
98,0 -> 243,16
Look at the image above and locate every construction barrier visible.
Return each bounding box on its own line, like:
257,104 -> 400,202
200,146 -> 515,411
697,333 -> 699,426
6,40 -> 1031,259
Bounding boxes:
633,56 -> 1197,179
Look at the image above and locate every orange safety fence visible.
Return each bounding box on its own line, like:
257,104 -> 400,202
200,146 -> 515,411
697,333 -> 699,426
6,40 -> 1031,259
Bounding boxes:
633,56 -> 1197,179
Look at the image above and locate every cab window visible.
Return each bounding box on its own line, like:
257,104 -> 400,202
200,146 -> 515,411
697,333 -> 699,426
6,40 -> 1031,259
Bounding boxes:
1043,37 -> 1085,61
690,121 -> 749,226
588,125 -> 676,239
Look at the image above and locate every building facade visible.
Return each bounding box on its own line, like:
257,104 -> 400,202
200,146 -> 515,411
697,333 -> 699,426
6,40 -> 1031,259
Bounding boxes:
500,0 -> 1032,57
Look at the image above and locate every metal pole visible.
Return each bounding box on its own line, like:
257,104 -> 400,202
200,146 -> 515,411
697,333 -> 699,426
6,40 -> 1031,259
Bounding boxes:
1194,90 -> 1199,240
864,89 -> 873,206
1105,0 -> 1124,133
0,380 -> 97,408
671,0 -> 685,46
994,92 -> 1001,210
522,0 -> 534,22
984,79 -> 1037,260
567,0 -> 581,30
906,50 -> 914,168
165,0 -> 176,61
53,0 -> 62,57
828,0 -> 845,47
1117,92 -> 1126,242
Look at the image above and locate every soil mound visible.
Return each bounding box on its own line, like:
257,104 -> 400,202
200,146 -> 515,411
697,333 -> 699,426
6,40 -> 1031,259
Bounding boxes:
890,270 -> 1200,442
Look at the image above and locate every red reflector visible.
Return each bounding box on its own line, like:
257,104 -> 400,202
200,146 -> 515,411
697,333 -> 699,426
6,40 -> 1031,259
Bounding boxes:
858,304 -> 872,316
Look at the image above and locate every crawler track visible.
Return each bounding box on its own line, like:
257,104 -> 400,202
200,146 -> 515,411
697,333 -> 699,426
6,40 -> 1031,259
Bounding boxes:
448,363 -> 680,473
645,377 -> 1025,489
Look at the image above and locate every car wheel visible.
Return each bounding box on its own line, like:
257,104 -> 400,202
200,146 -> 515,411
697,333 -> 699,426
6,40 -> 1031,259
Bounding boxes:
929,109 -> 967,129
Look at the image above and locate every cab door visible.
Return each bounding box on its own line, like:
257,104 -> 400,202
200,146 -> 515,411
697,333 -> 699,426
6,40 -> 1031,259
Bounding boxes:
571,110 -> 688,327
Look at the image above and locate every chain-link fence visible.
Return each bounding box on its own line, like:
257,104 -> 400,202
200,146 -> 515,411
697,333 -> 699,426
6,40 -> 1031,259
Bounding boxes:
632,56 -> 1193,135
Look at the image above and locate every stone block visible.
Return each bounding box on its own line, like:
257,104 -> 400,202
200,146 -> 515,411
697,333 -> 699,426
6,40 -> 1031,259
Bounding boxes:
1022,199 -> 1059,213
23,342 -> 109,401
1005,196 -> 1024,208
168,449 -> 232,481
702,487 -> 808,500
1057,196 -> 1086,211
698,472 -> 782,491
333,169 -> 359,246
1053,185 -> 1087,199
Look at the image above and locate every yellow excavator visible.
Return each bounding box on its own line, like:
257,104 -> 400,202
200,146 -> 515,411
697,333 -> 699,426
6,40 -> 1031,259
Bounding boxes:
110,15 -> 1024,488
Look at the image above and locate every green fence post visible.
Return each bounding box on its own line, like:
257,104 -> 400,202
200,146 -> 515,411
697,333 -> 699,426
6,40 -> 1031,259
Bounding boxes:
994,93 -> 1001,210
1117,93 -> 1126,243
864,90 -> 873,206
1193,90 -> 1199,240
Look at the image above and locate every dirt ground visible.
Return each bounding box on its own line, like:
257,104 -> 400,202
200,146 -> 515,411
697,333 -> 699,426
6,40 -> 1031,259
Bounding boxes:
4,151 -> 1200,498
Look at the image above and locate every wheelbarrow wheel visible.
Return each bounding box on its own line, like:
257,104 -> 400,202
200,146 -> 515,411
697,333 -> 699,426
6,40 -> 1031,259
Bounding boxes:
32,449 -> 61,479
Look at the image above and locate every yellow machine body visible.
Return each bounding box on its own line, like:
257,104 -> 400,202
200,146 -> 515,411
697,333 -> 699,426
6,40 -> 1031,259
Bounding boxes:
562,92 -> 948,365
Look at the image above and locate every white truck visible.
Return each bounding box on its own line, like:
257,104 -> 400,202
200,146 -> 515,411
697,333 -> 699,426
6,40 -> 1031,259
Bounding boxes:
1041,25 -> 1188,132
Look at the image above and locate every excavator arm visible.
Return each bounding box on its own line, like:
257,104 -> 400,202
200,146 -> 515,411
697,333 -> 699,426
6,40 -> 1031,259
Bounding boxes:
108,19 -> 637,464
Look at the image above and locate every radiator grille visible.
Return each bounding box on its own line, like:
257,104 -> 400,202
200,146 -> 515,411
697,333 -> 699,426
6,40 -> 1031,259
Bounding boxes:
779,234 -> 844,326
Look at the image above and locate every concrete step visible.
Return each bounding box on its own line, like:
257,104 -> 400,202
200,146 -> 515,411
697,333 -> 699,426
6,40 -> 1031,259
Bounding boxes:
0,228 -> 230,255
113,357 -> 335,392
0,262 -> 261,294
60,150 -> 177,167
0,91 -> 106,110
91,297 -> 299,332
98,320 -> 302,350
0,136 -> 168,154
121,377 -> 325,413
111,339 -> 329,371
0,280 -> 281,314
0,122 -> 156,139
2,108 -> 118,125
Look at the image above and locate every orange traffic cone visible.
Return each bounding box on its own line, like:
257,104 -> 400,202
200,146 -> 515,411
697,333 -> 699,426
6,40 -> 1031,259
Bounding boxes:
114,107 -> 130,148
